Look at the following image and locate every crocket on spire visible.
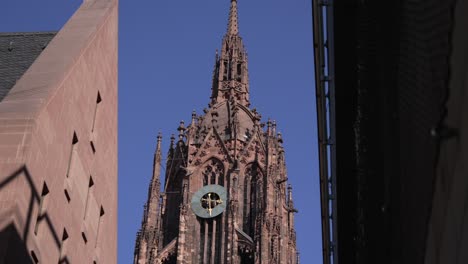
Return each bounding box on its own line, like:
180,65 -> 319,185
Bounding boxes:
227,0 -> 239,35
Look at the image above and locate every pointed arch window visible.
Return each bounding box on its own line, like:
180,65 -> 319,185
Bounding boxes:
202,158 -> 224,186
223,61 -> 228,81
199,158 -> 225,264
243,163 -> 262,236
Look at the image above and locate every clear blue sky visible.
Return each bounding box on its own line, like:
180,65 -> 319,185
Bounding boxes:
1,1 -> 321,263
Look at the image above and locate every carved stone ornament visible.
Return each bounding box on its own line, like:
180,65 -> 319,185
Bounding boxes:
235,82 -> 243,91
222,81 -> 231,89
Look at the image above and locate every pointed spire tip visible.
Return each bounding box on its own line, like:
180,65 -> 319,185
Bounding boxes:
227,0 -> 239,35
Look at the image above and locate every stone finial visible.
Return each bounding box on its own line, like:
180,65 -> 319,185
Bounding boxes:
288,184 -> 293,201
277,132 -> 283,144
287,184 -> 298,213
156,132 -> 162,151
178,121 -> 186,140
267,118 -> 272,136
191,110 -> 197,125
170,134 -> 175,149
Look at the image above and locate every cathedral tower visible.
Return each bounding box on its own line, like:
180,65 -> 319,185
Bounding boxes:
134,1 -> 298,263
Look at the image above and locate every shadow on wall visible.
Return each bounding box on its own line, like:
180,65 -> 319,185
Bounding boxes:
0,165 -> 70,264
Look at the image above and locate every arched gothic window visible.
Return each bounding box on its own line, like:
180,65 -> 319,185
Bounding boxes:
202,159 -> 224,186
243,163 -> 262,237
199,158 -> 225,263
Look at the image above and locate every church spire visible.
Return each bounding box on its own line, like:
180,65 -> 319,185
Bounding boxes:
135,2 -> 298,263
148,132 -> 162,227
210,0 -> 250,107
134,133 -> 163,263
227,0 -> 239,35
154,132 -> 162,172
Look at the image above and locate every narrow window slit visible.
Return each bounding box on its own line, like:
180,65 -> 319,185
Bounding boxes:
66,132 -> 79,178
64,189 -> 71,203
58,228 -> 69,262
31,250 -> 39,263
223,61 -> 228,80
83,176 -> 94,220
82,232 -> 88,244
95,206 -> 105,248
90,141 -> 96,154
91,91 -> 102,133
34,182 -> 49,235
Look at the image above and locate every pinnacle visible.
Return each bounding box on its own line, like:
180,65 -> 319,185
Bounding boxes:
155,132 -> 162,153
227,0 -> 239,35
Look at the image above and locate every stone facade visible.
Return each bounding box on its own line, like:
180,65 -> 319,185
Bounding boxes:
134,1 -> 298,263
0,0 -> 118,263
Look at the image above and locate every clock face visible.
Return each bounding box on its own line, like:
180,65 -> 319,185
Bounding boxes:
191,184 -> 227,218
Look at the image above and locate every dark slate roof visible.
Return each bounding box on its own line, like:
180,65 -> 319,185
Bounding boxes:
0,32 -> 57,102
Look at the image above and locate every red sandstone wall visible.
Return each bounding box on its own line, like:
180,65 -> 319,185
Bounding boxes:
0,0 -> 118,263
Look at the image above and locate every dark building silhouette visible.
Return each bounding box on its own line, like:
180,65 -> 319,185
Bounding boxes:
0,0 -> 118,263
313,0 -> 468,264
134,1 -> 298,263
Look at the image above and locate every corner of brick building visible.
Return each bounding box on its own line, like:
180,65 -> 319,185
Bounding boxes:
0,0 -> 118,263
